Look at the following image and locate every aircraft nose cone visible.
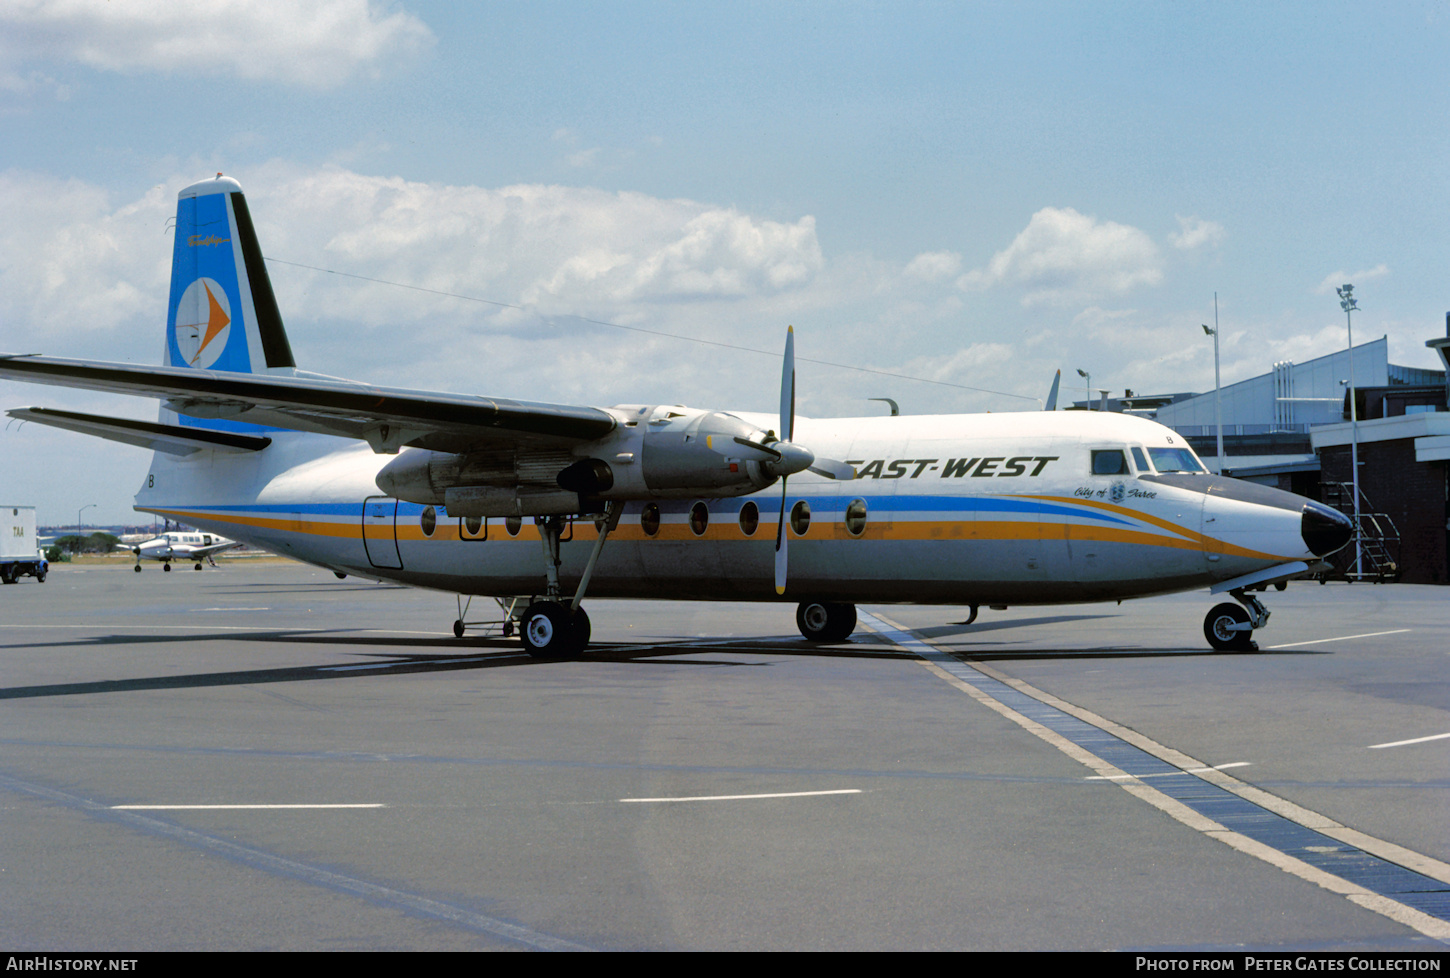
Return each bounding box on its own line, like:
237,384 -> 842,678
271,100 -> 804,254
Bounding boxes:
1301,502 -> 1353,557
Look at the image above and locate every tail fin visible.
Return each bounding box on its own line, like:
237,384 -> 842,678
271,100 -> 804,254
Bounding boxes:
166,175 -> 294,373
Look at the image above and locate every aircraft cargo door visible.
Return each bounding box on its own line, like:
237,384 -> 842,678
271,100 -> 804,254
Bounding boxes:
362,495 -> 403,569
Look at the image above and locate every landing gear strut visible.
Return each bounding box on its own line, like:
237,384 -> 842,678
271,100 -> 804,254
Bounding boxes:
451,503 -> 622,659
1203,588 -> 1270,652
795,601 -> 857,643
517,506 -> 620,658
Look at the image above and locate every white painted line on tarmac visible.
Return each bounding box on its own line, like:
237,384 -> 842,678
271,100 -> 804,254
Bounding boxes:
620,789 -> 861,803
112,803 -> 385,810
1263,628 -> 1411,649
1368,732 -> 1450,749
1085,762 -> 1251,781
861,609 -> 1450,943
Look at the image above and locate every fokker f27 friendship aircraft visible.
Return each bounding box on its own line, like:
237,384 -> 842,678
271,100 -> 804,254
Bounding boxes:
0,176 -> 1353,657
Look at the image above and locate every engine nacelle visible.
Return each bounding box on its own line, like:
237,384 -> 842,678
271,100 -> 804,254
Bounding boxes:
373,404 -> 782,516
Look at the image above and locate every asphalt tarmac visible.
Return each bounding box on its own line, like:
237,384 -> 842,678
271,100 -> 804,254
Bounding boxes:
1,561 -> 1446,951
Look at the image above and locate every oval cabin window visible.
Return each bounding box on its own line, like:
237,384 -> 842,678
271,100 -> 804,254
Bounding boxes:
790,500 -> 811,536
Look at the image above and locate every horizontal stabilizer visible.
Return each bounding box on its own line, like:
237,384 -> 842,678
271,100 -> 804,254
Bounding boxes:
7,407 -> 272,456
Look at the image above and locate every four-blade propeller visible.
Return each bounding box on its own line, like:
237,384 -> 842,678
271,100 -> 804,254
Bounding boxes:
768,327 -> 855,594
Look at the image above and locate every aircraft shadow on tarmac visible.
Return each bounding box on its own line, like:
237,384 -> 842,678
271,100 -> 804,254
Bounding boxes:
0,623 -> 1325,701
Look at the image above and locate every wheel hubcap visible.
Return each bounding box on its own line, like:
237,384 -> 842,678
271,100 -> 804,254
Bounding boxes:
526,615 -> 554,646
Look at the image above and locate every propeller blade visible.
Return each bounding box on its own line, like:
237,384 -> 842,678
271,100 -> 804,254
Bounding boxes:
774,478 -> 788,595
732,435 -> 783,460
1045,369 -> 1061,411
807,458 -> 857,480
780,326 -> 795,443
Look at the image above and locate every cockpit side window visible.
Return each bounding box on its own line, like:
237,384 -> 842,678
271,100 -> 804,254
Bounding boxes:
1091,449 -> 1127,475
1131,447 -> 1151,473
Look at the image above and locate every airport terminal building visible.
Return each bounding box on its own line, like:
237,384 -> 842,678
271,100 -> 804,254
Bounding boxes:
1073,324 -> 1450,584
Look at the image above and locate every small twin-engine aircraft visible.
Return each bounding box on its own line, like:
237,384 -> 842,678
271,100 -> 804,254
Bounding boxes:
1,176 -> 1353,657
130,529 -> 239,572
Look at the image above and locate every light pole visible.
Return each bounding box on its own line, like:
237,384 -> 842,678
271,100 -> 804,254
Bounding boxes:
1337,283 -> 1362,578
1202,292 -> 1224,475
76,503 -> 96,555
1076,368 -> 1091,409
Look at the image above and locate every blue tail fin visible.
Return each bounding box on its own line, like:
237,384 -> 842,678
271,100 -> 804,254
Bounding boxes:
166,175 -> 294,374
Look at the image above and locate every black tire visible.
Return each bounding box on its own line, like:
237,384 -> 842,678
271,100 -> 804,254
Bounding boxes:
519,601 -> 587,659
162,563 -> 171,572
1,569 -> 15,585
453,619 -> 465,639
796,601 -> 857,643
194,563 -> 203,571
335,571 -> 347,579
35,570 -> 46,583
1204,603 -> 1253,651
133,564 -> 142,573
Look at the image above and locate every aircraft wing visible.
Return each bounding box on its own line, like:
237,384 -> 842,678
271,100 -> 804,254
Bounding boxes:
0,354 -> 617,454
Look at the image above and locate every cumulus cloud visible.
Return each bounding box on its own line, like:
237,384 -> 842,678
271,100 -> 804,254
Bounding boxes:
958,206 -> 1162,306
0,164 -> 828,383
0,0 -> 434,88
1168,215 -> 1225,251
0,171 -> 171,341
903,250 -> 962,282
243,167 -> 824,320
1315,263 -> 1389,295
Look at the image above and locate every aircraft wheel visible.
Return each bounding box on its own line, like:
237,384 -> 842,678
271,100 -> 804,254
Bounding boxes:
162,563 -> 171,573
335,571 -> 347,579
194,563 -> 203,571
133,564 -> 142,573
796,601 -> 857,643
519,601 -> 587,659
1204,603 -> 1254,652
453,619 -> 465,639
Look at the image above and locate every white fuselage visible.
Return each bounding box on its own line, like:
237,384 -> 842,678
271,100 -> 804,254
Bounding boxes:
132,410 -> 1315,605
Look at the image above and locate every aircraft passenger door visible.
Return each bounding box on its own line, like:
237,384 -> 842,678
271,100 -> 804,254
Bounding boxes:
362,495 -> 404,569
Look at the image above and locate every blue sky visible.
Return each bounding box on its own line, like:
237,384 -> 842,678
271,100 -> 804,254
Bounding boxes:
1,1 -> 1446,525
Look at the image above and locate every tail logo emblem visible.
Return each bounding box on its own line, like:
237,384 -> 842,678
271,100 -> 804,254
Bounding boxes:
173,277 -> 233,369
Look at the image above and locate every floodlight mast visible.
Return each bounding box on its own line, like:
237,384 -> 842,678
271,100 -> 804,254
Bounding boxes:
1337,283 -> 1363,579
1076,368 -> 1091,408
1201,291 -> 1224,475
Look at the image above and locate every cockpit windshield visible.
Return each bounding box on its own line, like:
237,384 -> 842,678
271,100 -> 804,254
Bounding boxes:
1146,447 -> 1207,474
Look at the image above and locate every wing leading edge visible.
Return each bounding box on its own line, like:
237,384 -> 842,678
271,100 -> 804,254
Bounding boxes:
0,354 -> 617,455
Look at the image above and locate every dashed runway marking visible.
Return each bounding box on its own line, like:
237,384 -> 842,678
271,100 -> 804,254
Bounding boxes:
857,609 -> 1450,943
620,789 -> 861,803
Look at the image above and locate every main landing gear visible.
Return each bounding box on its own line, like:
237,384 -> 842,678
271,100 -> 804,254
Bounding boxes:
1203,588 -> 1270,652
795,601 -> 858,643
452,503 -> 622,660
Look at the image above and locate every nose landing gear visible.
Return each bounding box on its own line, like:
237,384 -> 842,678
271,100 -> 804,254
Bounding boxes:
1204,588 -> 1270,652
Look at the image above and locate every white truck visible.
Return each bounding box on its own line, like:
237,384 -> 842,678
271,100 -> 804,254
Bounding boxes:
1,505 -> 48,584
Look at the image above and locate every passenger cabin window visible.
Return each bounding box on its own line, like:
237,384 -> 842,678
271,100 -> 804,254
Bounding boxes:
689,502 -> 709,536
641,503 -> 661,537
738,501 -> 759,536
790,500 -> 811,536
1147,447 -> 1207,474
1091,450 -> 1127,475
844,498 -> 867,537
